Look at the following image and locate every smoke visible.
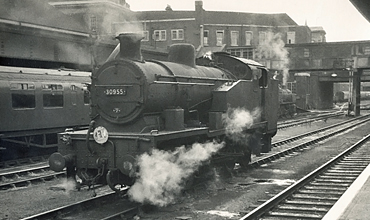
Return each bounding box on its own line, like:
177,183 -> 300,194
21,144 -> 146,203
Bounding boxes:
128,141 -> 224,206
222,107 -> 261,141
49,178 -> 77,194
127,107 -> 261,206
255,32 -> 290,85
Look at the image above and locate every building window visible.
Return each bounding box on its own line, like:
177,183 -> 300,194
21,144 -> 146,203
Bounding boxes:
286,81 -> 296,94
171,29 -> 184,40
259,31 -> 266,45
227,48 -> 253,59
364,46 -> 370,55
216,30 -> 224,46
287,31 -> 296,44
142,31 -> 149,41
10,83 -> 36,109
228,49 -> 241,57
243,48 -> 253,59
153,30 -> 166,41
90,15 -> 97,32
42,84 -> 64,107
245,31 -> 253,46
304,48 -> 310,58
231,31 -> 239,46
203,30 -> 209,46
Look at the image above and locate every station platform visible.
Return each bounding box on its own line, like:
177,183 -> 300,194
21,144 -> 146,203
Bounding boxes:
322,163 -> 370,220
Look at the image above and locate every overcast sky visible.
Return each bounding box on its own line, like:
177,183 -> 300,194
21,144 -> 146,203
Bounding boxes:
128,0 -> 370,42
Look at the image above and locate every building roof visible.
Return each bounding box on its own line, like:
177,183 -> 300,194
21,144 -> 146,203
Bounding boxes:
203,11 -> 297,26
0,0 -> 88,33
134,10 -> 298,27
310,26 -> 326,34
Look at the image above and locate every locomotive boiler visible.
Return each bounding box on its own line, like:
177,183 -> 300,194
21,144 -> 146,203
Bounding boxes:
49,33 -> 279,191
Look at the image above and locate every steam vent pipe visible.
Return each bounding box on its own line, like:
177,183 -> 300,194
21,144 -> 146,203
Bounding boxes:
117,33 -> 143,61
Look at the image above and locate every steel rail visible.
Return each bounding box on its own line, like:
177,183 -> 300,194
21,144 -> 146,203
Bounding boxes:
250,114 -> 370,167
277,111 -> 345,130
240,132 -> 370,219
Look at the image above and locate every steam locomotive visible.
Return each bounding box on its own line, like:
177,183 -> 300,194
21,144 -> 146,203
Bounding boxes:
0,66 -> 90,160
279,86 -> 296,118
49,33 -> 279,192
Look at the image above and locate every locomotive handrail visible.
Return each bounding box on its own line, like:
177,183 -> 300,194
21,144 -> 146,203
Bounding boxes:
152,81 -> 215,86
95,84 -> 134,87
154,74 -> 232,82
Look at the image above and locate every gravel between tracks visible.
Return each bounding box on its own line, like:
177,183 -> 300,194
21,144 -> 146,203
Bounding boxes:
1,113 -> 369,220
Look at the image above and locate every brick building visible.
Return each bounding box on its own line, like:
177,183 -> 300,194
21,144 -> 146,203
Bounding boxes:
133,1 -> 313,82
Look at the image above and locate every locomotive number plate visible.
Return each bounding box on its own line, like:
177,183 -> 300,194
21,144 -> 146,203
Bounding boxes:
104,88 -> 126,96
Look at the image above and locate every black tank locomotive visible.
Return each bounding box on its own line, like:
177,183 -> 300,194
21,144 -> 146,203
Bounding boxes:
49,33 -> 279,191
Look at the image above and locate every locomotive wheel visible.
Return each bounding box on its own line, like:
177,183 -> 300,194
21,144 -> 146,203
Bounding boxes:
106,169 -> 132,192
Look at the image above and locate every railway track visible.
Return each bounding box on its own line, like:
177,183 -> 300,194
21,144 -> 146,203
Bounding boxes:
277,111 -> 344,130
0,155 -> 49,169
0,113 -> 366,191
251,114 -> 370,167
21,190 -> 140,220
0,162 -> 64,190
3,114 -> 370,219
240,133 -> 370,220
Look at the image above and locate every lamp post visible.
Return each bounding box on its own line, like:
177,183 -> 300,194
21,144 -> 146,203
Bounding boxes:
347,61 -> 354,116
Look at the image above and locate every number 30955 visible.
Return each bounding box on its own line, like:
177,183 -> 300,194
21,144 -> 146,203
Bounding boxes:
104,88 -> 126,96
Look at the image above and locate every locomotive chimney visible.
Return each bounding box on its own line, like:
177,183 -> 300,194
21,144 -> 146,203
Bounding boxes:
116,33 -> 143,61
168,44 -> 196,67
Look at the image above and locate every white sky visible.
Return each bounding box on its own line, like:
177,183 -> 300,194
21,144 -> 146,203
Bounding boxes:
128,0 -> 370,42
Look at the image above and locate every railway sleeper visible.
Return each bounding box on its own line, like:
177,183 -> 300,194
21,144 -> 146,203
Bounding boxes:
309,182 -> 351,187
284,200 -> 334,207
291,194 -> 340,201
304,185 -> 348,191
265,211 -> 323,219
318,175 -> 358,179
298,189 -> 345,195
331,165 -> 368,169
313,178 -> 354,183
276,205 -> 329,213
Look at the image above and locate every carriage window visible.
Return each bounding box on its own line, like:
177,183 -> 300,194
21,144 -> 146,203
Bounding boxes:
43,84 -> 63,107
11,83 -> 36,109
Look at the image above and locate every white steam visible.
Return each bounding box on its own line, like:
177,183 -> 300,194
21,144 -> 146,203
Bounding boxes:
222,107 -> 261,141
128,107 -> 261,206
255,32 -> 290,85
128,141 -> 224,207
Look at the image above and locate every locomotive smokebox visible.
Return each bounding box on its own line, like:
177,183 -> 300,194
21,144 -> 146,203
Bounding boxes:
116,33 -> 143,61
168,44 -> 196,67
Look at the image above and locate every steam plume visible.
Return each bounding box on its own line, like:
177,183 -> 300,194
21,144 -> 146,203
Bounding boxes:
128,141 -> 224,206
255,32 -> 289,85
128,107 -> 261,206
222,107 -> 261,141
